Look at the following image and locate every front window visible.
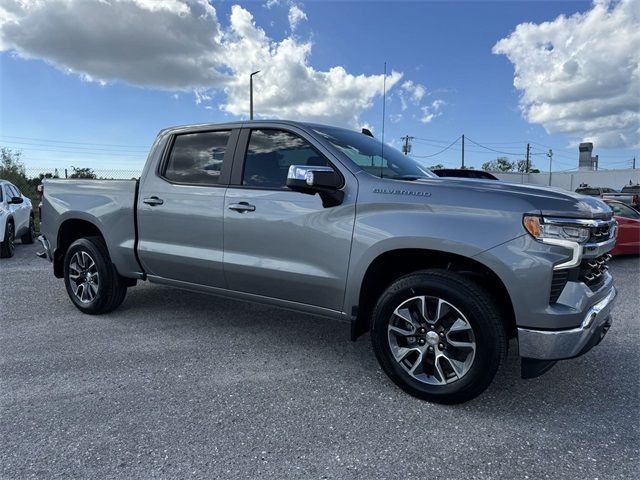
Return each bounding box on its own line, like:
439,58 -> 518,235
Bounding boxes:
242,129 -> 330,189
313,127 -> 436,180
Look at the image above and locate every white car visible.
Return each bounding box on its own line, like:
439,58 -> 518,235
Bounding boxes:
1,179 -> 35,258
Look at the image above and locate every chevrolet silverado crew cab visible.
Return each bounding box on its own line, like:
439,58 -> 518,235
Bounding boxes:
38,121 -> 617,403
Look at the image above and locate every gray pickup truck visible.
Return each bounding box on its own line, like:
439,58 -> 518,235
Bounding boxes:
39,121 -> 618,403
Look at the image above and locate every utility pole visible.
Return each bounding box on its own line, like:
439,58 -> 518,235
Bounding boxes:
547,149 -> 553,186
249,70 -> 260,120
401,135 -> 413,155
461,134 -> 465,169
633,156 -> 636,169
525,143 -> 530,173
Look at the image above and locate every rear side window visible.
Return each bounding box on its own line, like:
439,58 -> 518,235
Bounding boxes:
242,129 -> 329,188
164,131 -> 231,185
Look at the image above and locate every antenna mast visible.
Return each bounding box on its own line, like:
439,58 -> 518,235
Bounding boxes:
380,62 -> 387,179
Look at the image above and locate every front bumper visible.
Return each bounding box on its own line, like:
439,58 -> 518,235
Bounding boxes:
518,286 -> 616,360
36,235 -> 52,261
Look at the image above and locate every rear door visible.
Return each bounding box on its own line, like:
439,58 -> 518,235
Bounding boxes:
222,126 -> 357,311
137,128 -> 239,287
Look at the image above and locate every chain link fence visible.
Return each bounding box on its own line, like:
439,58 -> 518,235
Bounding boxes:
24,167 -> 142,181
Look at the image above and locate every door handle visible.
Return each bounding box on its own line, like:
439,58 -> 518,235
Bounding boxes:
228,202 -> 256,213
143,196 -> 164,206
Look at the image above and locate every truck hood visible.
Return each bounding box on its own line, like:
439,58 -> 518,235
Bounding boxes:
419,177 -> 613,220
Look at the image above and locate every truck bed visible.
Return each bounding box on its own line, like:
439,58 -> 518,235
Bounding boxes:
41,179 -> 142,278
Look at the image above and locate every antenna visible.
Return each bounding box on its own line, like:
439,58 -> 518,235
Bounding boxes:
380,61 -> 387,179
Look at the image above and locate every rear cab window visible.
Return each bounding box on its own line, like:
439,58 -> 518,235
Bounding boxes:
163,131 -> 231,185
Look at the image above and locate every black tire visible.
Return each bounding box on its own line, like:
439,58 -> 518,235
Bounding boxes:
63,236 -> 127,314
21,216 -> 36,244
0,222 -> 15,258
371,270 -> 506,404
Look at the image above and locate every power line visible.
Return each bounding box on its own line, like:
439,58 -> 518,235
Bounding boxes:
0,140 -> 149,153
411,137 -> 461,158
464,137 -> 524,156
0,134 -> 149,149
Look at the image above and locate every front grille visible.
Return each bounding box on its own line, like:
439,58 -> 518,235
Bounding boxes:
578,253 -> 611,291
549,253 -> 611,303
587,221 -> 614,243
549,270 -> 569,303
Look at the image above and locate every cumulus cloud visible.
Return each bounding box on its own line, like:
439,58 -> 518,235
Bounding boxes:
0,0 -> 225,89
219,5 -> 402,126
288,4 -> 307,31
493,0 -> 640,148
0,0 -> 402,127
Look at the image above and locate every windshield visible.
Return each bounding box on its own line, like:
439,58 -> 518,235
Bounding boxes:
313,127 -> 436,180
621,185 -> 640,193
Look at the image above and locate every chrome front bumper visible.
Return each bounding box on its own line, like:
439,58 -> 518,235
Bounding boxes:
37,235 -> 52,261
518,286 -> 617,360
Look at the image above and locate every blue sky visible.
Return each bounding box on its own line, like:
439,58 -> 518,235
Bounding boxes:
0,0 -> 638,173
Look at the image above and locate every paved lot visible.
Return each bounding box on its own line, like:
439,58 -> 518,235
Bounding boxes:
1,242 -> 639,479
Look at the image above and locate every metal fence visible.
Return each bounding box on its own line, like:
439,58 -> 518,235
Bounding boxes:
24,168 -> 143,181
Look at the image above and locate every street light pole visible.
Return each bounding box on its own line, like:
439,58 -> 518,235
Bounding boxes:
250,70 -> 260,120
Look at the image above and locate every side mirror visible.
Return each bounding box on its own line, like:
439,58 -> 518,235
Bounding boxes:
9,196 -> 24,204
287,165 -> 344,207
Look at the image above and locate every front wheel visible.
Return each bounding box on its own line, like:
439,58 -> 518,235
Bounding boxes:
371,270 -> 506,404
0,222 -> 15,258
63,236 -> 127,314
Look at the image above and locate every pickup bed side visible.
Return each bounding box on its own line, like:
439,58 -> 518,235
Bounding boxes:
42,179 -> 141,279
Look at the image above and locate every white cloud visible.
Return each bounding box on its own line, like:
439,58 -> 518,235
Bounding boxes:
401,80 -> 426,103
218,5 -> 402,126
264,0 -> 280,9
420,99 -> 445,124
288,4 -> 307,31
493,0 -> 640,148
0,0 -> 404,127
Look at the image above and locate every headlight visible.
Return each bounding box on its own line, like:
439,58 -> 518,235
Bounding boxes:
523,215 -> 590,244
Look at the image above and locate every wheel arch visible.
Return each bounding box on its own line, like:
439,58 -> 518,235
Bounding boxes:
54,218 -> 105,278
350,248 -> 516,341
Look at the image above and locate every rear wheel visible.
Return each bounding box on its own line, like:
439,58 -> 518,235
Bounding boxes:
0,222 -> 15,258
63,236 -> 127,314
21,216 -> 36,244
371,270 -> 506,404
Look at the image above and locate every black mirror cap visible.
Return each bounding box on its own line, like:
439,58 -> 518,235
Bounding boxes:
10,196 -> 24,204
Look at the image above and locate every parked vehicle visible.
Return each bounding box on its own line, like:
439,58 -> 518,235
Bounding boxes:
0,179 -> 35,258
602,184 -> 640,210
38,121 -> 618,403
432,169 -> 499,180
575,186 -> 618,197
603,199 -> 640,256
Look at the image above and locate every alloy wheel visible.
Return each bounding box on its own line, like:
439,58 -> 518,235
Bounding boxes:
387,295 -> 476,385
68,251 -> 100,304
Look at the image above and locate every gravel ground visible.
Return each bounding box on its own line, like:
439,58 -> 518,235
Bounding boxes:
1,242 -> 639,479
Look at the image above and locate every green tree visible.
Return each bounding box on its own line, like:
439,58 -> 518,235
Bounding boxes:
0,147 -> 31,194
69,167 -> 97,179
482,157 -> 515,172
429,163 -> 444,170
516,159 -> 530,173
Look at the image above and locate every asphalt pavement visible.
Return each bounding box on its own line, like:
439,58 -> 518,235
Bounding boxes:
1,242 -> 639,479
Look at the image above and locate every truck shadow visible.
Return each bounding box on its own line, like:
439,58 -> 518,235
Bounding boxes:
116,281 -> 636,423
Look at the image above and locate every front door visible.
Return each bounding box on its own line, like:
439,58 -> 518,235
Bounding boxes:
137,128 -> 238,287
223,127 -> 356,311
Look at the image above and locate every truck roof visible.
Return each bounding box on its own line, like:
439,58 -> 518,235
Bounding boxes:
158,120 -> 354,135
